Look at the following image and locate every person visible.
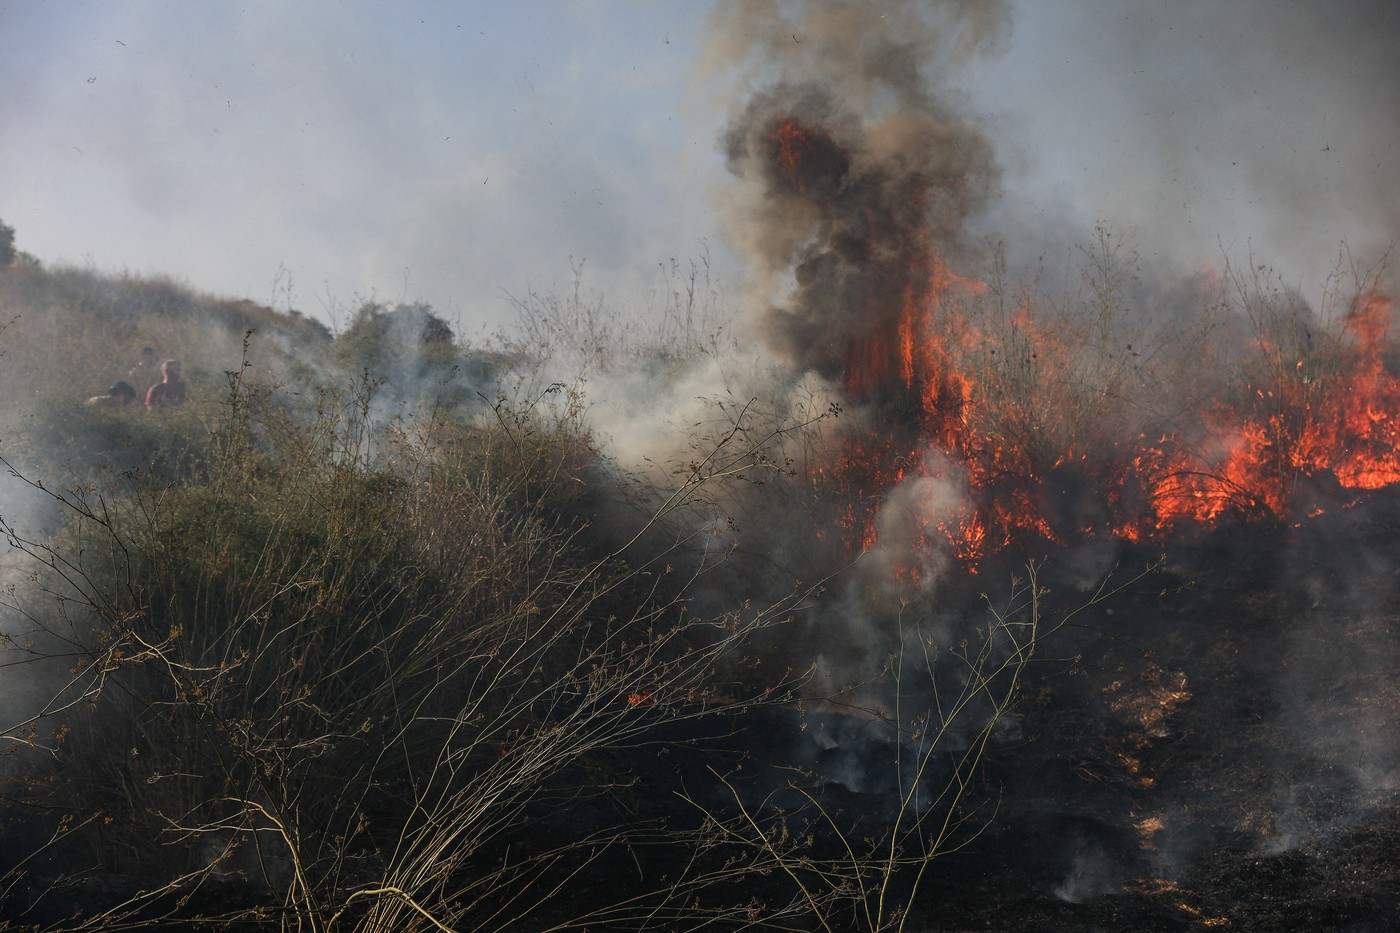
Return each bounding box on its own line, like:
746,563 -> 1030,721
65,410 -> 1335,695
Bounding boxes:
86,380 -> 138,409
128,346 -> 160,382
145,359 -> 186,410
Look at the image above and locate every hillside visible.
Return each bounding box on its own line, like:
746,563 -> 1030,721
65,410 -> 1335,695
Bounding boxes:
2,258 -> 1400,930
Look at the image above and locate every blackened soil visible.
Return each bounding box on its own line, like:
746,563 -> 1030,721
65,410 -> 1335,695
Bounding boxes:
889,503 -> 1400,930
9,497 -> 1400,930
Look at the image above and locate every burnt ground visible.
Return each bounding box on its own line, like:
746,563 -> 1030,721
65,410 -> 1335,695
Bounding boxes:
886,503 -> 1400,931
477,495 -> 1400,931
6,494 -> 1399,930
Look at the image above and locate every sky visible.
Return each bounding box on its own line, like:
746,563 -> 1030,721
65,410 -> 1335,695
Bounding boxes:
2,0 -> 1397,337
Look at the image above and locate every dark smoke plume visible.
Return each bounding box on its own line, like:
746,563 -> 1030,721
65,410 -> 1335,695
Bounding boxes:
706,0 -> 1007,391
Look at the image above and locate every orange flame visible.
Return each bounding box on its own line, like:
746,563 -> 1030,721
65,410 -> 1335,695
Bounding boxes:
765,108 -> 1400,573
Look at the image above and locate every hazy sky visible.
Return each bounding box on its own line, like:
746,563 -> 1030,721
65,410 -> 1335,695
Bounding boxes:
2,0 -> 1396,335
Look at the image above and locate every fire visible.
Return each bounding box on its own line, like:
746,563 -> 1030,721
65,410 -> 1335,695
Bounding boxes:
829,281 -> 1400,570
768,118 -> 815,194
763,116 -> 849,198
1143,290 -> 1400,528
1318,292 -> 1400,488
754,111 -> 1400,572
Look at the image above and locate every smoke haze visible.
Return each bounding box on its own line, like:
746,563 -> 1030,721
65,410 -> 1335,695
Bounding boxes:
961,0 -> 1400,299
4,2 -> 1397,335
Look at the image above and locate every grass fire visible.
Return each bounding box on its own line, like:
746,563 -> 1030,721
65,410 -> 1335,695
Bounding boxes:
3,1 -> 1400,930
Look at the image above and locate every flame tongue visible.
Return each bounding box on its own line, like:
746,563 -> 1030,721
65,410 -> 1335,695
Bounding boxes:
1321,292 -> 1400,489
765,116 -> 848,197
730,95 -> 1400,571
815,244 -> 1400,570
1147,290 -> 1400,530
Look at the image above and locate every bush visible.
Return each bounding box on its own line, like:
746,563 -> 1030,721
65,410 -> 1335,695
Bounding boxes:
0,217 -> 14,267
0,258 -> 1093,930
0,360 -> 840,929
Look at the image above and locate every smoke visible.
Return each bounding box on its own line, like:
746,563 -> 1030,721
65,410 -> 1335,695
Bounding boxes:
704,0 -> 1007,385
685,0 -> 1014,652
968,0 -> 1400,303
1052,843 -> 1123,904
674,1 -> 1400,907
663,9 -> 1028,812
0,469 -> 69,781
0,2 -> 724,336
1113,1 -> 1400,267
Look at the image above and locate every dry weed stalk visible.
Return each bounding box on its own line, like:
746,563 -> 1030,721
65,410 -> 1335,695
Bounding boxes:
0,350 -> 830,930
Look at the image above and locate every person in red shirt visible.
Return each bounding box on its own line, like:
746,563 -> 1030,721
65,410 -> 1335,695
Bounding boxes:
145,359 -> 186,410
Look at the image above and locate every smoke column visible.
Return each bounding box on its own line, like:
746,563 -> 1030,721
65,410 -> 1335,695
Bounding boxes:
704,0 -> 1008,396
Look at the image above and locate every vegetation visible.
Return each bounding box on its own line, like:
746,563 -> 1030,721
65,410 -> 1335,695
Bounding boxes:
2,208 -> 1395,927
0,218 -> 14,268
0,256 -> 1069,930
